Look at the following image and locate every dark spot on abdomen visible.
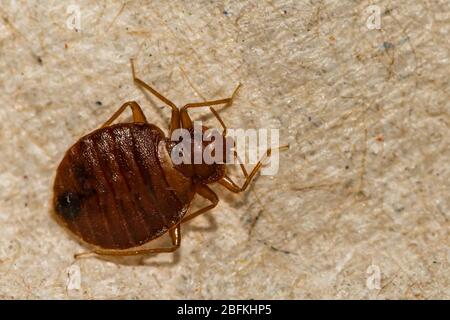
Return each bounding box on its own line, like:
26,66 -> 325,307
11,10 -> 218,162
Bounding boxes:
56,192 -> 81,220
73,163 -> 96,198
74,163 -> 91,186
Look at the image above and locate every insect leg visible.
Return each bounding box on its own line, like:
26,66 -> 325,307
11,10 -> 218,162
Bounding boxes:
101,101 -> 147,128
233,150 -> 249,179
181,185 -> 219,224
130,59 -> 180,133
219,145 -> 289,193
74,225 -> 181,257
180,83 -> 241,130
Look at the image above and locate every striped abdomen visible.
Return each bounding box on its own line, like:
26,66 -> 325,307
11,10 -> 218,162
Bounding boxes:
53,123 -> 192,249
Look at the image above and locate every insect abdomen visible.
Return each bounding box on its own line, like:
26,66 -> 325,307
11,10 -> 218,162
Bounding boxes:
53,123 -> 187,249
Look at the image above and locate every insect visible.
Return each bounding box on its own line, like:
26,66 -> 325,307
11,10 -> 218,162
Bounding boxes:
52,59 -> 286,257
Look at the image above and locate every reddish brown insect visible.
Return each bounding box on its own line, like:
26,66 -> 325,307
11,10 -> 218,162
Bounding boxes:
52,59 -> 285,257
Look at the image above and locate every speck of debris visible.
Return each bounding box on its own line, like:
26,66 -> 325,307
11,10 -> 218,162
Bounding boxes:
96,101 -> 102,106
270,245 -> 293,255
23,175 -> 28,179
260,240 -> 295,255
64,43 -> 68,49
37,56 -> 43,65
383,42 -> 394,50
399,36 -> 410,45
283,10 -> 287,14
345,165 -> 350,170
223,10 -> 229,16
24,202 -> 28,207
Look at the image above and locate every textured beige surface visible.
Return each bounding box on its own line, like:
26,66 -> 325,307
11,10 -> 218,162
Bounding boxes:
0,0 -> 449,299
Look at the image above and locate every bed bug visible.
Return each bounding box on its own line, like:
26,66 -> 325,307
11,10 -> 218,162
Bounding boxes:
52,59 -> 286,257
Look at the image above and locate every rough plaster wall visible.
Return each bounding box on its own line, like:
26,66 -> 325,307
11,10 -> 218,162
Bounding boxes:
0,0 -> 449,299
